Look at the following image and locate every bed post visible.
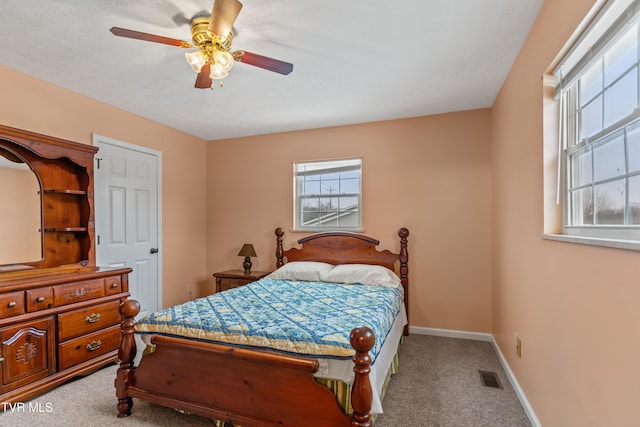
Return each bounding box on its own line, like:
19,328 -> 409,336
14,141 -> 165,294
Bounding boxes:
398,228 -> 409,336
350,327 -> 375,427
275,227 -> 285,268
116,299 -> 140,418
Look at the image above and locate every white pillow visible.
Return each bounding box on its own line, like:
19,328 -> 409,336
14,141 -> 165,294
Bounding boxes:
266,261 -> 335,282
320,264 -> 401,288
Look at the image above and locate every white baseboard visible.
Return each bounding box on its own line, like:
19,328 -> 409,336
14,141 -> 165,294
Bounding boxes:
490,336 -> 542,427
409,325 -> 493,341
408,326 -> 541,427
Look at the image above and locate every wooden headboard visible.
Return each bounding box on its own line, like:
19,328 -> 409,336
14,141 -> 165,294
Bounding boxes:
275,227 -> 410,335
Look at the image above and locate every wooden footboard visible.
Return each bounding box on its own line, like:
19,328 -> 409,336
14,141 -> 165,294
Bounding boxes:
115,300 -> 375,427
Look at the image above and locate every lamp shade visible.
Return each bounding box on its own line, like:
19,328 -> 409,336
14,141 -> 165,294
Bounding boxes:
237,244 -> 257,258
185,51 -> 206,73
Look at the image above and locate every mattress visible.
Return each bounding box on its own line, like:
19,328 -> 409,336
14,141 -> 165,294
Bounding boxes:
135,278 -> 404,363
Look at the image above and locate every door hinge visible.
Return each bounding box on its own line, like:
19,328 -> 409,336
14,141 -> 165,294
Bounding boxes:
97,235 -> 100,245
96,157 -> 102,169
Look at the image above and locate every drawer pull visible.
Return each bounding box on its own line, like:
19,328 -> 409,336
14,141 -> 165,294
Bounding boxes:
36,296 -> 46,303
111,282 -> 118,289
86,313 -> 101,323
86,340 -> 102,352
7,301 -> 16,308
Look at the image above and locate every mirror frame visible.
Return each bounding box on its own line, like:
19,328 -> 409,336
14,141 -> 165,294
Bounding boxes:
0,124 -> 98,270
0,145 -> 44,266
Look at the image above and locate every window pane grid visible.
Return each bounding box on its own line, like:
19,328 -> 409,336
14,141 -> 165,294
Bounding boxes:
567,117 -> 640,227
576,24 -> 640,144
561,10 -> 640,237
579,67 -> 640,142
294,158 -> 362,230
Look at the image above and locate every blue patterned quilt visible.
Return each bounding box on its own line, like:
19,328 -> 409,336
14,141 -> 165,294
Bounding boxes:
135,278 -> 404,364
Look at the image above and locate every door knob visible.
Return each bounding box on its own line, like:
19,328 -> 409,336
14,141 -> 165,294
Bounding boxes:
150,248 -> 159,254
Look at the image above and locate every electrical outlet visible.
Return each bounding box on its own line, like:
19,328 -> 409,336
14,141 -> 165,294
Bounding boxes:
186,284 -> 193,298
514,333 -> 522,358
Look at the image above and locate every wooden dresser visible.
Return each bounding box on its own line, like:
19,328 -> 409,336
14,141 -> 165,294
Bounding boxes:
0,124 -> 131,404
0,266 -> 130,402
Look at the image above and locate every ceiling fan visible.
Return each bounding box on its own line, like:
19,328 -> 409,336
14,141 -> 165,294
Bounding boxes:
109,0 -> 293,89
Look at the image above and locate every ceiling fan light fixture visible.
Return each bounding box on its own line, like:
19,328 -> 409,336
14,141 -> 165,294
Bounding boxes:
185,50 -> 207,73
109,0 -> 294,89
209,62 -> 230,80
214,50 -> 234,72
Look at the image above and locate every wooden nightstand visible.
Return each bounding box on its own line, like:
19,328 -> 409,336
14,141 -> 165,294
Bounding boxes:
213,270 -> 271,293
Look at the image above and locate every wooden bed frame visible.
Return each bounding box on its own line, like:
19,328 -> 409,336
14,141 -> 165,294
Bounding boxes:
115,227 -> 409,427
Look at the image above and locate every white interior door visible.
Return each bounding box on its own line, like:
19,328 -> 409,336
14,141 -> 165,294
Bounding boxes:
93,135 -> 162,319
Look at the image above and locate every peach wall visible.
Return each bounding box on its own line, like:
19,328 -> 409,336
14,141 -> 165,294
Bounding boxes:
0,65 -> 208,308
207,110 -> 493,332
492,0 -> 640,425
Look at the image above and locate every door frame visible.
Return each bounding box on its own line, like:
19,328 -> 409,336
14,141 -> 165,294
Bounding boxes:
92,134 -> 163,312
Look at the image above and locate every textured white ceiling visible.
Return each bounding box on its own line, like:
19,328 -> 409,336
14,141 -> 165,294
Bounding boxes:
0,0 -> 543,141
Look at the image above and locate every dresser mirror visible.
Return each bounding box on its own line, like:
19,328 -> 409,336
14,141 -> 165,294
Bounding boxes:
0,147 -> 43,266
0,126 -> 131,406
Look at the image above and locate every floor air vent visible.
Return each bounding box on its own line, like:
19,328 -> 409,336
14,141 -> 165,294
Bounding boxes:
478,370 -> 502,389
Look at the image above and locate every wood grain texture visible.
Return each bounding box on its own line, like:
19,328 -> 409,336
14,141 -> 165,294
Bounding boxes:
0,124 -> 97,268
116,227 -> 410,426
1,125 -> 131,404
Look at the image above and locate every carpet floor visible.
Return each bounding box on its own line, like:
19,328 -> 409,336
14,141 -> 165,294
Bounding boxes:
0,334 -> 531,426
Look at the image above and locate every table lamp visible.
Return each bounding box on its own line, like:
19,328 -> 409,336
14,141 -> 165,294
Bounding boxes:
238,243 -> 257,273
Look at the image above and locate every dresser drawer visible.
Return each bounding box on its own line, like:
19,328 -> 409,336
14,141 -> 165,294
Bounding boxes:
0,291 -> 25,319
104,276 -> 123,295
58,300 -> 121,341
53,279 -> 105,307
26,287 -> 54,312
58,324 -> 120,370
219,278 -> 254,292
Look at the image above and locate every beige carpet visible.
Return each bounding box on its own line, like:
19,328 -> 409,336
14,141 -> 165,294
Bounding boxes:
0,335 -> 531,426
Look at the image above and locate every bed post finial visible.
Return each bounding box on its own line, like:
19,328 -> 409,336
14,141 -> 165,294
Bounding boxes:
116,299 -> 140,418
275,227 -> 285,268
350,327 -> 375,427
398,228 -> 409,335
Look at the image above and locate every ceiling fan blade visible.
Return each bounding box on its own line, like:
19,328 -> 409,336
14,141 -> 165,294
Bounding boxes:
195,63 -> 213,89
234,51 -> 293,75
208,0 -> 243,37
109,27 -> 192,48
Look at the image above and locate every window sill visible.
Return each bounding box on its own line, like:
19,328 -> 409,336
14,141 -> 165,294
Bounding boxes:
541,233 -> 640,251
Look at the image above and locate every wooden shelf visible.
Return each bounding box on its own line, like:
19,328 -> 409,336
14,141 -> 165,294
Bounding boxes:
42,189 -> 88,195
42,227 -> 88,232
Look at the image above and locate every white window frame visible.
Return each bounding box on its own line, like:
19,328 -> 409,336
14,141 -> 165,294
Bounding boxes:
555,0 -> 640,241
293,158 -> 362,232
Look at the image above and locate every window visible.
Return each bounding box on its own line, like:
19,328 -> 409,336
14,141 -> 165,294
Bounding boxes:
556,0 -> 640,240
293,158 -> 362,231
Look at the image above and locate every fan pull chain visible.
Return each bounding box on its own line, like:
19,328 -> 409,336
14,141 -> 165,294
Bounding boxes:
209,81 -> 224,89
